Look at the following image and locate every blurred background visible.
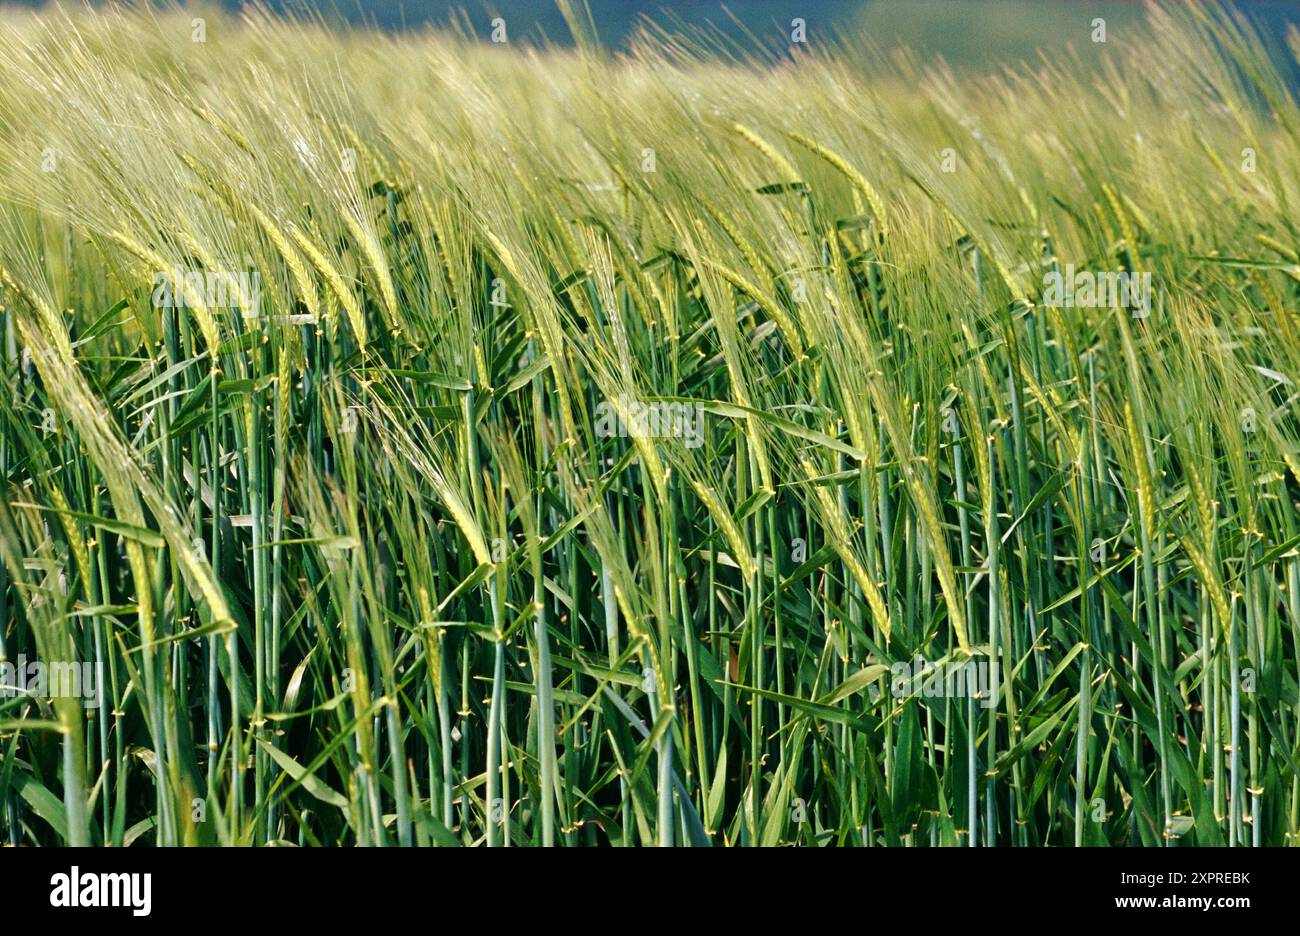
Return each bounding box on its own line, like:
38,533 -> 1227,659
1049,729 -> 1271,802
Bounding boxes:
1,1 -> 1299,70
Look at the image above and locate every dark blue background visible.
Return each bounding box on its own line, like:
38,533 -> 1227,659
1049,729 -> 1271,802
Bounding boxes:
2,2 -> 1298,70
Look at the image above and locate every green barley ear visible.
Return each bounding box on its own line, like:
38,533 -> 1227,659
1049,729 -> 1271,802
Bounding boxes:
107,230 -> 219,352
289,225 -> 365,348
1102,183 -> 1138,257
869,382 -> 968,651
186,102 -> 256,156
339,209 -> 400,335
700,200 -> 768,280
700,257 -> 805,359
1185,462 -> 1216,551
786,131 -> 888,237
47,485 -> 92,590
1256,233 -> 1299,262
732,122 -> 800,185
1123,400 -> 1155,547
250,205 -> 321,321
1181,538 -> 1232,641
797,455 -> 891,640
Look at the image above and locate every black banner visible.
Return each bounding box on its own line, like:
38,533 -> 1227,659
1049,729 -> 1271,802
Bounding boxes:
0,846 -> 1283,923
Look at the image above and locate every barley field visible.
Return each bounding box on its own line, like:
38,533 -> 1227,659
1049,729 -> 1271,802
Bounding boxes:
0,1 -> 1298,847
